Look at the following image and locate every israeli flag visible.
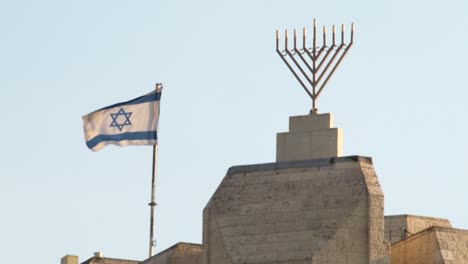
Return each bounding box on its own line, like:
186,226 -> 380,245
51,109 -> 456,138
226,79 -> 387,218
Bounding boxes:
82,88 -> 162,151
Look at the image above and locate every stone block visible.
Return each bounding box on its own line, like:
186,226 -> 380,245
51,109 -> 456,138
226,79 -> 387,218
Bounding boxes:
202,156 -> 389,264
277,128 -> 343,161
276,113 -> 344,161
61,255 -> 79,264
289,113 -> 333,132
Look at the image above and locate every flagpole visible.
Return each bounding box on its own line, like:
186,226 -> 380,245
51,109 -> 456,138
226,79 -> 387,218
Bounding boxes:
149,144 -> 158,257
148,83 -> 162,257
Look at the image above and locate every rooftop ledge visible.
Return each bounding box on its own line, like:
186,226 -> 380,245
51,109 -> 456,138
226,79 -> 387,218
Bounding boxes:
227,155 -> 372,175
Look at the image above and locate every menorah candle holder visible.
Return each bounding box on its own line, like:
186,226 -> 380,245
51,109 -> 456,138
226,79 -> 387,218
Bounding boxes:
276,19 -> 354,114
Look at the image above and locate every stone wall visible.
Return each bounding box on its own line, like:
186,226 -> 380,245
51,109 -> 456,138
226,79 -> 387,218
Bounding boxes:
391,226 -> 468,264
142,243 -> 203,264
80,257 -> 140,264
384,215 -> 452,244
202,156 -> 389,264
391,227 -> 442,264
434,227 -> 468,263
61,255 -> 79,264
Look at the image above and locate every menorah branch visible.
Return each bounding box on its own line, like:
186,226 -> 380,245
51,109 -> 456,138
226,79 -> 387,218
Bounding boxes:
276,19 -> 354,114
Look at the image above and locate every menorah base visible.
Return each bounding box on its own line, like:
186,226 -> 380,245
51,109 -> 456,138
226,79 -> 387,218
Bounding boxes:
276,113 -> 343,162
310,108 -> 319,114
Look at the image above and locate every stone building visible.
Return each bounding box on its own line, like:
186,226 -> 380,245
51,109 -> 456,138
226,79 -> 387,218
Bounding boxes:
61,253 -> 139,264
62,113 -> 468,264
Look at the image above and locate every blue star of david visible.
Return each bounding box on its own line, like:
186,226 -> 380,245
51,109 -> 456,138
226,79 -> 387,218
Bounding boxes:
110,107 -> 132,131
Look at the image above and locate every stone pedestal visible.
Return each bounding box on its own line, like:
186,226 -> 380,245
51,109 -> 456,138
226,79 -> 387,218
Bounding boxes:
277,113 -> 343,162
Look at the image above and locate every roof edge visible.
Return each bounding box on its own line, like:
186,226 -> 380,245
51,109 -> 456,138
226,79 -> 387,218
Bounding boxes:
227,155 -> 373,175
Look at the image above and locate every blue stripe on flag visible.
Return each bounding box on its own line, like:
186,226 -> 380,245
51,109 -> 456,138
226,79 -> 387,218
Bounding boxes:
86,131 -> 157,150
95,91 -> 161,112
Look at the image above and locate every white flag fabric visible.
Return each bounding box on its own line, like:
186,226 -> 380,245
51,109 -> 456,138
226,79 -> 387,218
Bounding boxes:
82,88 -> 162,151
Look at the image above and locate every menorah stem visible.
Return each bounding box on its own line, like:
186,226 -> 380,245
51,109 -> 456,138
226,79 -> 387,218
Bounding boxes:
312,57 -> 317,111
311,100 -> 318,114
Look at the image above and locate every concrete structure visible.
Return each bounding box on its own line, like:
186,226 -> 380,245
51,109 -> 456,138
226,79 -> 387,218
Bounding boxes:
202,155 -> 389,264
62,255 -> 79,264
61,253 -> 140,264
391,226 -> 468,264
384,215 -> 452,244
62,113 -> 468,264
277,113 -> 343,161
199,113 -> 388,264
142,243 -> 202,264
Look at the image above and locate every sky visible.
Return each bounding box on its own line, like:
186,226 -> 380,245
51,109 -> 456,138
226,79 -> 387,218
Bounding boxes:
1,0 -> 468,263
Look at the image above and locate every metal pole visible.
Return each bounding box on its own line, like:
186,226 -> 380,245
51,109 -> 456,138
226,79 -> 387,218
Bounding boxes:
149,143 -> 158,257
312,18 -> 317,113
149,83 -> 162,257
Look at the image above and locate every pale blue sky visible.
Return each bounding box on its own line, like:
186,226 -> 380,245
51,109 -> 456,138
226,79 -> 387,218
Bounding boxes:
1,0 -> 468,263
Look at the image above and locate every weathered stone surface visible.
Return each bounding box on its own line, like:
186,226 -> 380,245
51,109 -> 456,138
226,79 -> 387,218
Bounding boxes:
80,257 -> 140,264
391,227 -> 442,264
384,215 -> 452,244
391,226 -> 468,264
142,243 -> 202,264
202,156 -> 389,264
61,255 -> 79,264
277,113 -> 343,161
288,113 -> 333,132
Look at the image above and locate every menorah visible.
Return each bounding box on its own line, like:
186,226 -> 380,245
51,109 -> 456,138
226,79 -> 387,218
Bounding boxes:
276,19 -> 354,114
